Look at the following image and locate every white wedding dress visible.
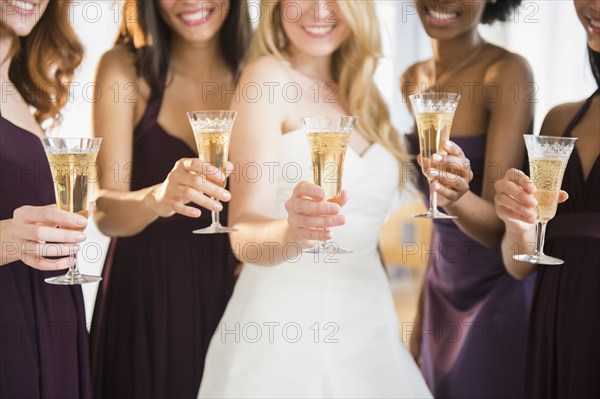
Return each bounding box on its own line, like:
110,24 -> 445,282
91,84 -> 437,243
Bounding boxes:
199,130 -> 432,398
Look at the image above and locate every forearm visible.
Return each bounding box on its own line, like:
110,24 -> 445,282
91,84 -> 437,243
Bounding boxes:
229,215 -> 296,266
94,186 -> 160,237
445,191 -> 504,246
0,219 -> 19,266
500,227 -> 537,280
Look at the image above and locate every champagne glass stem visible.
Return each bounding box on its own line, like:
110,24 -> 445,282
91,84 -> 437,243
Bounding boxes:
534,221 -> 548,255
430,181 -> 438,215
211,197 -> 221,227
66,252 -> 80,282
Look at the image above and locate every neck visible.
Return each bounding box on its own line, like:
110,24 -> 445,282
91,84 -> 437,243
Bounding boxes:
285,45 -> 334,82
0,35 -> 14,80
432,29 -> 483,70
169,33 -> 226,79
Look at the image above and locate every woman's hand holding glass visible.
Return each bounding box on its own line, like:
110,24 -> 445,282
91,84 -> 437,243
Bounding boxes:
418,140 -> 473,208
284,181 -> 348,249
145,158 -> 232,219
495,168 -> 569,235
5,204 -> 87,270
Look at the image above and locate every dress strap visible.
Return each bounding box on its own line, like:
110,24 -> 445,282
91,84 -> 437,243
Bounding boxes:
144,65 -> 169,126
133,65 -> 169,140
563,89 -> 599,137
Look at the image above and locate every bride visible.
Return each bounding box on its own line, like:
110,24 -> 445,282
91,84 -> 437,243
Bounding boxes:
199,1 -> 431,397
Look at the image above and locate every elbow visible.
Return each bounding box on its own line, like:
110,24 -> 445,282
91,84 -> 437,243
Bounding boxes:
506,266 -> 528,281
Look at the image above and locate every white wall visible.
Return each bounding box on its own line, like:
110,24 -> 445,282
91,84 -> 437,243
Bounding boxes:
60,1 -> 593,326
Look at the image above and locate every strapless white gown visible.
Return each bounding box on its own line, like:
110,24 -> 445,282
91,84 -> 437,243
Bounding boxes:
198,130 -> 432,398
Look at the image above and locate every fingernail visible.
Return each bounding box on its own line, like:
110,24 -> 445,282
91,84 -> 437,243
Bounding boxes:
432,154 -> 443,162
433,182 -> 441,190
73,245 -> 81,252
327,203 -> 338,213
76,233 -> 87,241
336,215 -> 345,224
222,191 -> 231,201
76,217 -> 88,227
444,141 -> 453,149
213,202 -> 223,211
192,208 -> 201,217
528,197 -> 538,207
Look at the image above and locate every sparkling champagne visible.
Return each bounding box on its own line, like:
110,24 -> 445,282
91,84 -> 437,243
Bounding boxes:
194,130 -> 231,188
47,153 -> 98,220
529,158 -> 568,222
307,131 -> 351,203
415,111 -> 455,176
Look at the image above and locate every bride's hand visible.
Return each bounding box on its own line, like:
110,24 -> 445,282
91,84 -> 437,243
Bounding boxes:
284,181 -> 348,248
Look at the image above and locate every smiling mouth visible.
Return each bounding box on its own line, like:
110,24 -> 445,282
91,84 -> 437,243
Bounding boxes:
6,0 -> 37,13
424,4 -> 460,24
302,25 -> 336,37
178,5 -> 215,25
590,16 -> 600,29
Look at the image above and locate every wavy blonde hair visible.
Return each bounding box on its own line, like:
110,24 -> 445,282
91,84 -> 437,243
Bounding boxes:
249,0 -> 408,184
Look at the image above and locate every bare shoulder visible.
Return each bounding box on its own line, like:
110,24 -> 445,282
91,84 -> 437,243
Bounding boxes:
484,46 -> 533,84
540,100 -> 586,136
96,45 -> 138,82
485,48 -> 533,84
400,60 -> 429,97
239,55 -> 289,84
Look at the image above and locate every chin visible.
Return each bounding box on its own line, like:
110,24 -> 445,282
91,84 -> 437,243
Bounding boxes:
3,19 -> 36,36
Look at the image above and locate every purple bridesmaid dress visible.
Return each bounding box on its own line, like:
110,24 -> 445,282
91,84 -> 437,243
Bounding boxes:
407,133 -> 535,398
90,68 -> 238,398
0,114 -> 92,398
525,90 -> 600,398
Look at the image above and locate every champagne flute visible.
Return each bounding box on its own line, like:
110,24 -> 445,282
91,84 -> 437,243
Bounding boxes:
187,110 -> 237,234
513,135 -> 577,265
301,115 -> 356,255
409,92 -> 461,219
41,138 -> 102,285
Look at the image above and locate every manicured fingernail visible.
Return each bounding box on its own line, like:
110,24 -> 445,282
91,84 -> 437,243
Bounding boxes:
76,233 -> 87,241
327,203 -> 338,213
432,154 -> 443,162
213,202 -> 223,211
335,215 -> 345,224
76,217 -> 88,227
444,141 -> 453,149
192,208 -> 201,217
433,182 -> 441,190
528,197 -> 538,207
222,191 -> 231,201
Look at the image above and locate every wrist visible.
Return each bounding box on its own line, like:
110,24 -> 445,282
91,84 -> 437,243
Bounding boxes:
1,219 -> 21,265
444,190 -> 471,213
142,186 -> 160,217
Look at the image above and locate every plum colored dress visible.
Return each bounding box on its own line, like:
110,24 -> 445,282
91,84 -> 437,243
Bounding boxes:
90,69 -> 238,398
0,113 -> 91,398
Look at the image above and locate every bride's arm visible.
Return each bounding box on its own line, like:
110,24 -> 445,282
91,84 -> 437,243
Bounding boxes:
229,57 -> 345,266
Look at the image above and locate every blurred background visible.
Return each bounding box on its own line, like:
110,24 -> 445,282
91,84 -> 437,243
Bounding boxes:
59,1 -> 595,334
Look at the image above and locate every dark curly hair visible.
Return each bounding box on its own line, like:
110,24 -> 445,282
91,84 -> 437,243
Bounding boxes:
481,0 -> 522,24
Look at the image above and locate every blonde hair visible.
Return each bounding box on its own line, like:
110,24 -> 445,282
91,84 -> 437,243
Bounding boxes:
249,1 -> 408,184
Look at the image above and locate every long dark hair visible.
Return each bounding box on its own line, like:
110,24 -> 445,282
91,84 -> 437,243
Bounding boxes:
589,47 -> 600,89
115,0 -> 252,96
0,0 -> 83,125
